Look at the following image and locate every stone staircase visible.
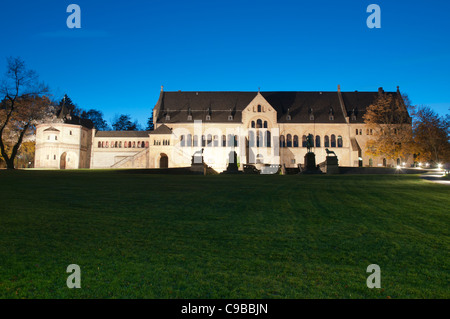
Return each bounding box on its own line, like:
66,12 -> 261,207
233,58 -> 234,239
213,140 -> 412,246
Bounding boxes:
111,148 -> 149,168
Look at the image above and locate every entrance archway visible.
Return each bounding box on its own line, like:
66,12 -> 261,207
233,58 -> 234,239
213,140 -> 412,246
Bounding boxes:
60,152 -> 67,169
159,153 -> 168,168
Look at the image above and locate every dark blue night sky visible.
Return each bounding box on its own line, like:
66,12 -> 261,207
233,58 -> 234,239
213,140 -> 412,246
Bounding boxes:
1,0 -> 449,126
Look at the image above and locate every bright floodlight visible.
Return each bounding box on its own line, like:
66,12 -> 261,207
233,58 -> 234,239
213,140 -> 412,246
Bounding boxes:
438,163 -> 442,169
418,162 -> 422,166
396,165 -> 401,170
402,162 -> 406,166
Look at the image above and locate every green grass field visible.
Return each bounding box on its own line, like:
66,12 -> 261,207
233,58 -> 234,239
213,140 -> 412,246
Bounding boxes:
0,170 -> 448,299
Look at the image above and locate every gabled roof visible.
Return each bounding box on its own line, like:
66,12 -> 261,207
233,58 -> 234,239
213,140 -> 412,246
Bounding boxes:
342,91 -> 398,124
155,90 -> 401,124
156,91 -> 255,123
95,131 -> 150,138
150,124 -> 173,135
263,92 -> 346,123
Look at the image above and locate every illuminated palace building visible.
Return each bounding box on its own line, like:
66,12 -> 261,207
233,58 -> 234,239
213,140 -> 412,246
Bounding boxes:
34,86 -> 410,171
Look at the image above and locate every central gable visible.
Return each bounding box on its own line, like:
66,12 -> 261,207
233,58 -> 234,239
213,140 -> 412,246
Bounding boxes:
241,92 -> 278,126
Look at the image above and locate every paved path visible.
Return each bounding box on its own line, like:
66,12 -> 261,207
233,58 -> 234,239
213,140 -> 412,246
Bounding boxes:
420,171 -> 450,185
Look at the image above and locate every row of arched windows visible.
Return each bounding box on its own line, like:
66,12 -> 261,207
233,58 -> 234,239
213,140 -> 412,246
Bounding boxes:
248,131 -> 271,147
180,134 -> 239,147
251,119 -> 268,128
154,139 -> 170,146
98,141 -> 149,148
279,134 -> 343,148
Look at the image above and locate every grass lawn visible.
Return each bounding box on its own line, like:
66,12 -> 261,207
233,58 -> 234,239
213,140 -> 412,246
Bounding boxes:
0,170 -> 448,299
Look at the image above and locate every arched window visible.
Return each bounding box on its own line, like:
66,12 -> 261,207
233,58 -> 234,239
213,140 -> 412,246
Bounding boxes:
331,135 -> 336,147
302,135 -> 307,147
207,134 -> 212,147
133,141 -> 136,148
180,135 -> 185,147
222,135 -> 226,147
337,135 -> 343,148
315,135 -> 321,148
186,134 -> 192,147
202,135 -> 206,147
324,136 -> 329,147
193,135 -> 198,147
257,131 -> 264,147
257,105 -> 262,112
234,135 -> 238,147
111,141 -> 114,148
256,119 -> 262,128
265,130 -> 271,147
280,135 -> 286,148
98,141 -> 102,148
248,131 -> 255,147
128,141 -> 132,148
145,142 -> 149,148
119,141 -> 122,148
263,121 -> 268,128
213,135 -> 219,147
293,135 -> 299,147
286,134 -> 292,147
141,141 -> 145,148
251,121 -> 255,128
227,134 -> 233,147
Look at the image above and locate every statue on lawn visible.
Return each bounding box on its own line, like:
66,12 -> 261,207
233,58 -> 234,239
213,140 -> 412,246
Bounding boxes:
306,134 -> 314,153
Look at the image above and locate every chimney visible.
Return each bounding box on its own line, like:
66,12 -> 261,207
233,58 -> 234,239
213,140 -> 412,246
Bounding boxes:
378,87 -> 384,94
397,86 -> 400,93
337,84 -> 341,92
161,85 -> 164,92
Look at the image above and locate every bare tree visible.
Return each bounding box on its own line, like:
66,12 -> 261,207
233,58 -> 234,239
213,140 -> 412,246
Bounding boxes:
0,57 -> 51,169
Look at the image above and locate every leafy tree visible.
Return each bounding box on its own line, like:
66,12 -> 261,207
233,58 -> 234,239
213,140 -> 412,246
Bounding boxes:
112,114 -> 141,131
413,106 -> 450,164
146,111 -> 154,131
81,109 -> 110,130
363,92 -> 415,162
0,57 -> 51,169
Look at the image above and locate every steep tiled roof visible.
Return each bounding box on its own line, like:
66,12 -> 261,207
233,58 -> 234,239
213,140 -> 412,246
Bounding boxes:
342,91 -> 397,124
156,91 -> 401,124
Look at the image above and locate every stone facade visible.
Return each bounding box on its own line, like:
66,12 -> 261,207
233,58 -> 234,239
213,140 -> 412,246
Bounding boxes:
34,87 -> 413,171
